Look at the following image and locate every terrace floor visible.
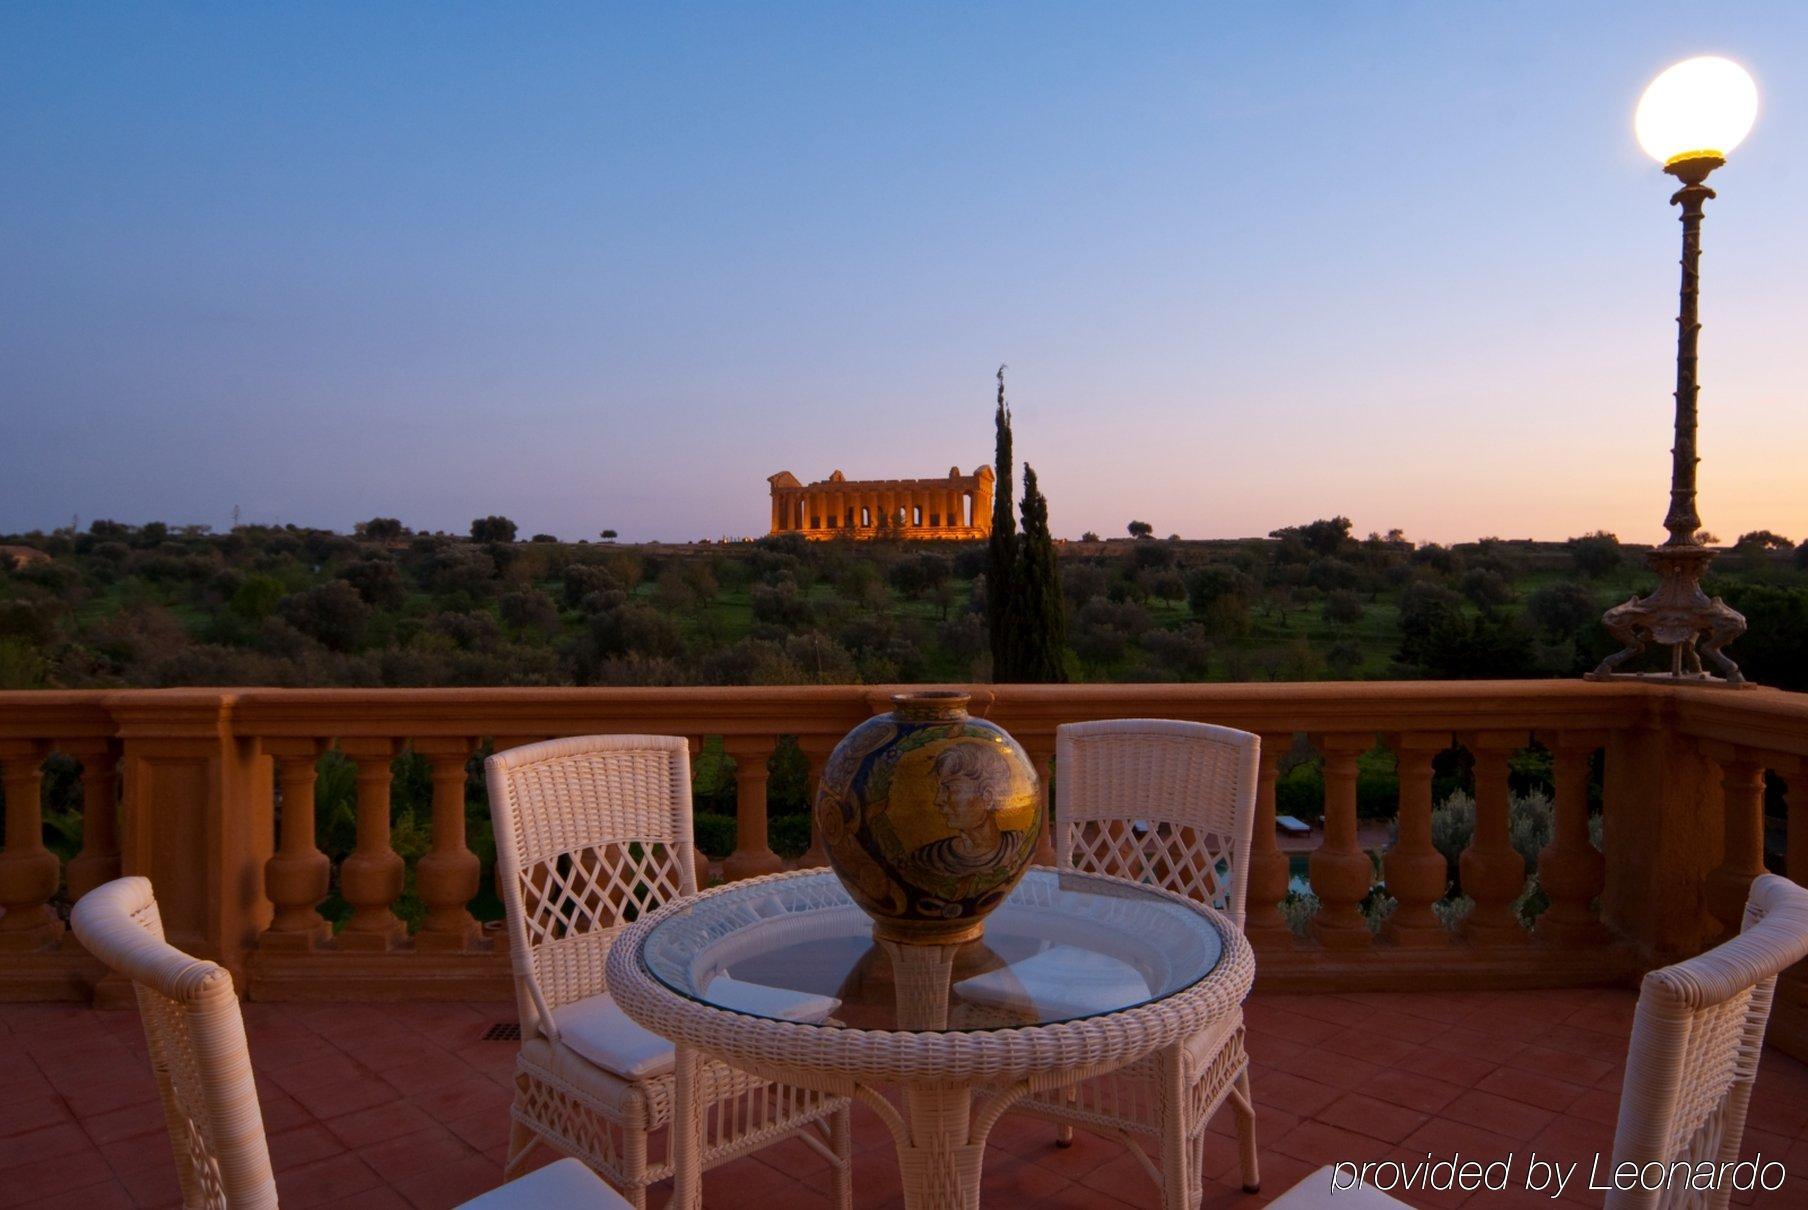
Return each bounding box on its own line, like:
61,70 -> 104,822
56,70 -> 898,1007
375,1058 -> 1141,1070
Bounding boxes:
5,988 -> 1806,1209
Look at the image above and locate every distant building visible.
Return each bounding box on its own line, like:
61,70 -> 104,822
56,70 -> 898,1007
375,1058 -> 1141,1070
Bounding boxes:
767,467 -> 994,540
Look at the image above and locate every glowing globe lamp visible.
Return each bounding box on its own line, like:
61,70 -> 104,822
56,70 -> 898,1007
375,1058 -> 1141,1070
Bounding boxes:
1635,56 -> 1757,178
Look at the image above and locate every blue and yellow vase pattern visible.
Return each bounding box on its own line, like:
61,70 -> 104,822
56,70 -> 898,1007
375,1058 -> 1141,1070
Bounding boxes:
816,691 -> 1041,944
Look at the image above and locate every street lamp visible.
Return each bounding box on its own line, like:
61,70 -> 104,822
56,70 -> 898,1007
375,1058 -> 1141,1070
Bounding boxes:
1589,56 -> 1758,686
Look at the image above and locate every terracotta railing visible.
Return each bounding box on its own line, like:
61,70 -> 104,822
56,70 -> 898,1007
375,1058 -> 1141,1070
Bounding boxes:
0,681 -> 1800,1056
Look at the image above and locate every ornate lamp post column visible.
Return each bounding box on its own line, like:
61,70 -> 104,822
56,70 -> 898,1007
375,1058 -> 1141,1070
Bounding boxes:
1591,57 -> 1759,686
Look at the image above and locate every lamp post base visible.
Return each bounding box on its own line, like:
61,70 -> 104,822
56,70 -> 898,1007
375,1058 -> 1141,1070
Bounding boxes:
1587,545 -> 1751,686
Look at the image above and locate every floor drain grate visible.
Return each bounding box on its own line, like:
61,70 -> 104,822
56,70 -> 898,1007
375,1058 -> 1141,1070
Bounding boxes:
482,1022 -> 521,1042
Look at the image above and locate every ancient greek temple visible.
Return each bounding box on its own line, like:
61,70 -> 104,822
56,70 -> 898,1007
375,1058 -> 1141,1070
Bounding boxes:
767,466 -> 994,539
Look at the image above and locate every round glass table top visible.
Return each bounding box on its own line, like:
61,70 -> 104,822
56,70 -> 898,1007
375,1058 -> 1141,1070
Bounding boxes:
639,868 -> 1225,1032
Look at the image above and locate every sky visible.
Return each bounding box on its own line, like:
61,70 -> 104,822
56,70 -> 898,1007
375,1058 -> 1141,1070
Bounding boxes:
2,2 -> 1805,545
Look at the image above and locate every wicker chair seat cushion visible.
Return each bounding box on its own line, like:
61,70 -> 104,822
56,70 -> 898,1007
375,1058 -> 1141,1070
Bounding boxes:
521,1037 -> 641,1112
550,980 -> 841,1083
1265,1165 -> 1409,1208
456,1157 -> 631,1208
550,993 -> 680,1081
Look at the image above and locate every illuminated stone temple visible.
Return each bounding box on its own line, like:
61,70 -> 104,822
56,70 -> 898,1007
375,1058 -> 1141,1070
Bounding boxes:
767,466 -> 994,539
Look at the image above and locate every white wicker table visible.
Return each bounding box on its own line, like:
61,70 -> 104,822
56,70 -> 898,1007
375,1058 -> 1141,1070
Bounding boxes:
605,867 -> 1253,1210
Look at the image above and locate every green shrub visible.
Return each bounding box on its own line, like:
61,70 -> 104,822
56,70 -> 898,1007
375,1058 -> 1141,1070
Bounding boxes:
770,814 -> 812,859
694,812 -> 738,859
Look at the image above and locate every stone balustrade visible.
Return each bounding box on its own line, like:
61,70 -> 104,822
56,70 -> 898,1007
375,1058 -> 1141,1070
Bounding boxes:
0,680 -> 1801,1058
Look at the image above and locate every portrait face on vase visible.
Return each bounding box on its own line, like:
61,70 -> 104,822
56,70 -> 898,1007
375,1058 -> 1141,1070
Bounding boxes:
915,743 -> 1027,878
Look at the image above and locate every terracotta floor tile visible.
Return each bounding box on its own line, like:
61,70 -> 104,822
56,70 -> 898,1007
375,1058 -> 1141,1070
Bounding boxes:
322,1099 -> 439,1150
410,1075 -> 508,1123
268,1122 -> 347,1173
113,1154 -> 182,1209
1472,1066 -> 1589,1115
1026,1130 -> 1123,1182
2,1173 -> 137,1210
391,1154 -> 506,1208
1271,1118 -> 1395,1167
1317,1028 -> 1419,1068
977,1151 -> 1070,1202
288,1073 -> 400,1122
1440,1087 -> 1558,1144
357,1126 -> 484,1181
1361,1066 -> 1465,1115
281,1152 -> 387,1209
1526,1113 -> 1614,1168
0,1094 -> 71,1141
1247,1069 -> 1341,1119
445,1108 -> 510,1155
1400,1114 -> 1523,1162
0,1166 -> 124,1210
0,1122 -> 94,1174
1314,1092 -> 1430,1146
699,1155 -> 809,1206
1391,1045 -> 1498,1088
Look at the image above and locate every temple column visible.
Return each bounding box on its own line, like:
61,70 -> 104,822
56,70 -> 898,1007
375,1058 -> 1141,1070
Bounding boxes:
770,493 -> 781,533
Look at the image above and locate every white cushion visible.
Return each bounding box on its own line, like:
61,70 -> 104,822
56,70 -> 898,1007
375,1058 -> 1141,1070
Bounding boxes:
549,994 -> 676,1081
705,974 -> 840,1023
456,1158 -> 630,1209
549,979 -> 841,1083
954,945 -> 1151,1020
1267,1165 -> 1413,1209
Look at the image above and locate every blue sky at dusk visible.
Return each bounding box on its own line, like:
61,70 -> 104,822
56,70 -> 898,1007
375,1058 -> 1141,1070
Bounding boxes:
3,3 -> 1804,544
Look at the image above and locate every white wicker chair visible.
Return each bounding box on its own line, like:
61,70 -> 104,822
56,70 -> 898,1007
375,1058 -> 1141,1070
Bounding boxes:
1269,873 -> 1808,1210
72,876 -> 279,1210
486,735 -> 854,1210
1012,719 -> 1262,1207
73,877 -> 632,1210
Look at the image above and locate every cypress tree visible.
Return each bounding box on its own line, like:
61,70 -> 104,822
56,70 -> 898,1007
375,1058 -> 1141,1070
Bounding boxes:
1013,464 -> 1069,682
986,366 -> 1019,677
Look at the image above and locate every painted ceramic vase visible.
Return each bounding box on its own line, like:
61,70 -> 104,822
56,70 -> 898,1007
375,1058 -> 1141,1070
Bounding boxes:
815,691 -> 1041,944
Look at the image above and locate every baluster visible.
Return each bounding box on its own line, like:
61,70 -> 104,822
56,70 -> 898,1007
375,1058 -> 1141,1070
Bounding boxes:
0,741 -> 59,949
62,741 -> 122,904
261,740 -> 332,949
1703,742 -> 1767,941
1460,732 -> 1529,945
1026,737 -> 1055,866
796,737 -> 832,869
1782,764 -> 1807,1005
414,738 -> 481,949
337,739 -> 406,948
1536,732 -> 1608,945
684,736 -> 710,888
722,736 -> 782,880
1242,736 -> 1291,941
1308,734 -> 1372,950
1788,761 -> 1805,894
1383,733 -> 1450,947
